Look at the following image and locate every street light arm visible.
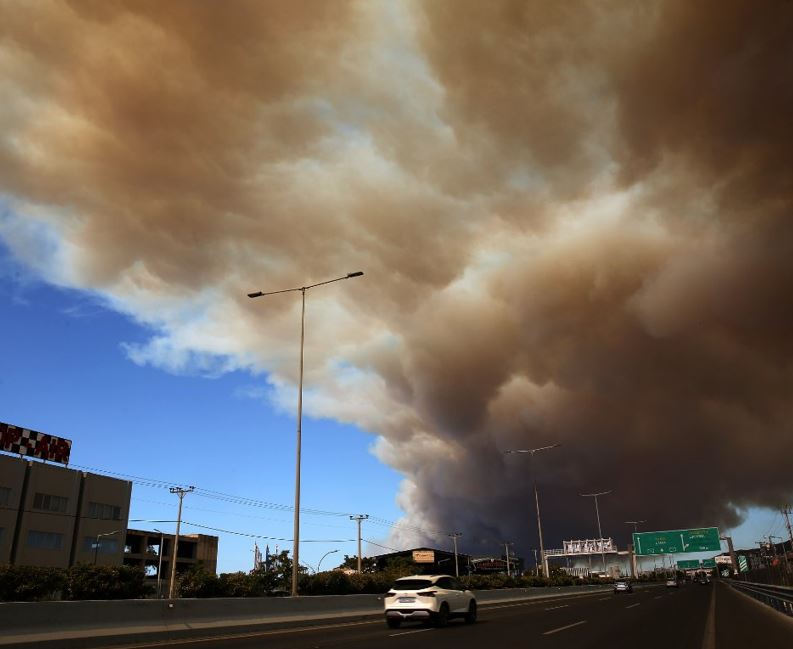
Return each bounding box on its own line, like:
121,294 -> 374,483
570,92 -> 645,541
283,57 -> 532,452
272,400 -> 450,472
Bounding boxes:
504,443 -> 561,455
248,272 -> 364,299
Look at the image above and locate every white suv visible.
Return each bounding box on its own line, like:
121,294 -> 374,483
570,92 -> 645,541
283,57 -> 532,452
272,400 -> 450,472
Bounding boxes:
383,574 -> 477,628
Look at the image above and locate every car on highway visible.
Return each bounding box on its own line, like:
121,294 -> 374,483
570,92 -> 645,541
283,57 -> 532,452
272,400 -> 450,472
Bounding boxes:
665,578 -> 680,588
383,574 -> 477,628
613,579 -> 633,594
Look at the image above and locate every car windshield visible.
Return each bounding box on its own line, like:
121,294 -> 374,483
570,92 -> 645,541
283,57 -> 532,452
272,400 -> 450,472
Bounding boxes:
392,579 -> 434,591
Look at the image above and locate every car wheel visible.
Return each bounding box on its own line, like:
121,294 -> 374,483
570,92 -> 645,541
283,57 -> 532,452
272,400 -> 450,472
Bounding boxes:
434,603 -> 449,628
464,600 -> 477,624
386,618 -> 401,629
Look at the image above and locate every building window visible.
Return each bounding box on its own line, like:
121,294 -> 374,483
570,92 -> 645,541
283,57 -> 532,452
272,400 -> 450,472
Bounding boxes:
33,492 -> 69,513
0,486 -> 11,506
83,536 -> 119,554
87,502 -> 121,521
27,530 -> 64,550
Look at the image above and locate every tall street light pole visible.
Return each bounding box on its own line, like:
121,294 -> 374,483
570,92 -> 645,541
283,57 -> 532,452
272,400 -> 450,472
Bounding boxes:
581,490 -> 612,576
154,528 -> 164,598
93,530 -> 121,565
624,520 -> 645,578
317,548 -> 339,574
248,271 -> 364,596
448,532 -> 462,577
504,444 -> 561,577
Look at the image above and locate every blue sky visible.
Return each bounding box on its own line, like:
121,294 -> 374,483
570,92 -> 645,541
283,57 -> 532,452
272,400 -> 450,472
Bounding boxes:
0,244 -> 406,573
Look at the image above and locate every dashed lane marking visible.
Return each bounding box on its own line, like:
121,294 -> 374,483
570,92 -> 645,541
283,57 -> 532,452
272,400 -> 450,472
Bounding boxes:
544,604 -> 569,611
389,628 -> 434,637
542,620 -> 587,635
626,603 -> 641,609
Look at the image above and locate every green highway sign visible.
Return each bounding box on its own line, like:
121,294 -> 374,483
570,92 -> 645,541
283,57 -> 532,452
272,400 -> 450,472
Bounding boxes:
702,558 -> 717,569
677,559 -> 701,569
633,527 -> 721,556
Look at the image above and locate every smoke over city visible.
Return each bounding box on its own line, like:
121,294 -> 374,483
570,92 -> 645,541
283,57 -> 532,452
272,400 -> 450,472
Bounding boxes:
1,0 -> 792,554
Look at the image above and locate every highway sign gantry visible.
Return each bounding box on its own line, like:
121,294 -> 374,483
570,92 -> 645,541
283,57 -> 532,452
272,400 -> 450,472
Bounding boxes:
633,527 -> 721,556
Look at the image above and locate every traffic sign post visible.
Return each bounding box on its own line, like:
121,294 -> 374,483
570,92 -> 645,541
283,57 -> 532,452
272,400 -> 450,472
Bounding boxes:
633,528 -> 721,556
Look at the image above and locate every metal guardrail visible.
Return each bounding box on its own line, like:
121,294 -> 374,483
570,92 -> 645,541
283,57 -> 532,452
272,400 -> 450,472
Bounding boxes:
729,580 -> 793,617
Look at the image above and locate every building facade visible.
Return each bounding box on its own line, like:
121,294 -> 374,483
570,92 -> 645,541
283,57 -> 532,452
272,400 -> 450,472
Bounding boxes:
0,453 -> 132,567
123,528 -> 218,593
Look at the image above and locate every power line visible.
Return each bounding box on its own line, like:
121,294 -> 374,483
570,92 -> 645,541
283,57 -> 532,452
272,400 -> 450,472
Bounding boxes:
182,521 -> 356,544
57,464 -> 455,542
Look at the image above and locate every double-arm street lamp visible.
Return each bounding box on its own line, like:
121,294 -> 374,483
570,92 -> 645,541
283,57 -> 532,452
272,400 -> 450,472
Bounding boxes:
581,490 -> 612,576
248,271 -> 364,596
504,444 -> 561,577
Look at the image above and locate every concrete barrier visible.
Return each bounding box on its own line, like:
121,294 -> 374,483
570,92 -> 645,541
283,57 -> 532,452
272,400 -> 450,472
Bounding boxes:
0,585 -> 612,648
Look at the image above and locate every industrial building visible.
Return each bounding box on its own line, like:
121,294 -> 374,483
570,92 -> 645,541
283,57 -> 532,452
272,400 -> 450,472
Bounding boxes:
0,453 -> 132,567
1,453 -> 219,581
123,528 -> 218,593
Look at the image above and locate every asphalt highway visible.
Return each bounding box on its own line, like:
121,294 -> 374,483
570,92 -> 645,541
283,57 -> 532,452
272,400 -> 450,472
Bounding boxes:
113,581 -> 793,649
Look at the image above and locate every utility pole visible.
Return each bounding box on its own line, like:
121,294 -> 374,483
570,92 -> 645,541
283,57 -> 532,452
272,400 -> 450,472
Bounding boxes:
448,533 -> 462,577
770,535 -> 790,582
504,542 -> 513,577
783,506 -> 793,550
350,515 -> 369,573
533,549 -> 539,576
168,486 -> 195,599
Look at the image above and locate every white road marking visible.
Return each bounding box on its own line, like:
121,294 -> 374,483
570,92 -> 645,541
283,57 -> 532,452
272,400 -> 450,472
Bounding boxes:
702,584 -> 716,649
544,604 -> 569,611
389,628 -> 434,637
626,603 -> 641,609
543,620 -> 587,635
598,597 -> 611,601
654,595 -> 663,599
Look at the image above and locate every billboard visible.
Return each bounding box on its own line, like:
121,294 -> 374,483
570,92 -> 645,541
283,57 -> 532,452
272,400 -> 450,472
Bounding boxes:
412,550 -> 435,563
0,421 -> 72,465
563,538 -> 616,554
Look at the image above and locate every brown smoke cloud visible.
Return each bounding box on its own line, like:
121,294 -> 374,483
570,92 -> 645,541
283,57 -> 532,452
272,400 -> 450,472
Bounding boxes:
1,0 -> 792,555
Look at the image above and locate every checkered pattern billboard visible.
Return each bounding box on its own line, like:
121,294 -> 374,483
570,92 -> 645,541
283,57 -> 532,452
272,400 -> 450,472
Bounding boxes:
0,421 -> 72,465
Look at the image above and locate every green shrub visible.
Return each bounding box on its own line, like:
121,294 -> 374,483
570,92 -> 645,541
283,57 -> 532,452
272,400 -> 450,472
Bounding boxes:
177,565 -> 222,598
0,564 -> 67,601
66,564 -> 150,600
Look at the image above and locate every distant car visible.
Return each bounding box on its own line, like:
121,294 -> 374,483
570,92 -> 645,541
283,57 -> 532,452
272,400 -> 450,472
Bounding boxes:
665,578 -> 680,588
383,575 -> 477,628
613,580 -> 633,594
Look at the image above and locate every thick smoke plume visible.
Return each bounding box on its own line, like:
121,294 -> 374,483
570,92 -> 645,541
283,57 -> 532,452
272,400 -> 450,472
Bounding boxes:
1,0 -> 792,555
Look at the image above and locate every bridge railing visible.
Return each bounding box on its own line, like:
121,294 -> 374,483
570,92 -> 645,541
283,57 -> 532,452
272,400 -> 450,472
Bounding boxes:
729,580 -> 793,617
